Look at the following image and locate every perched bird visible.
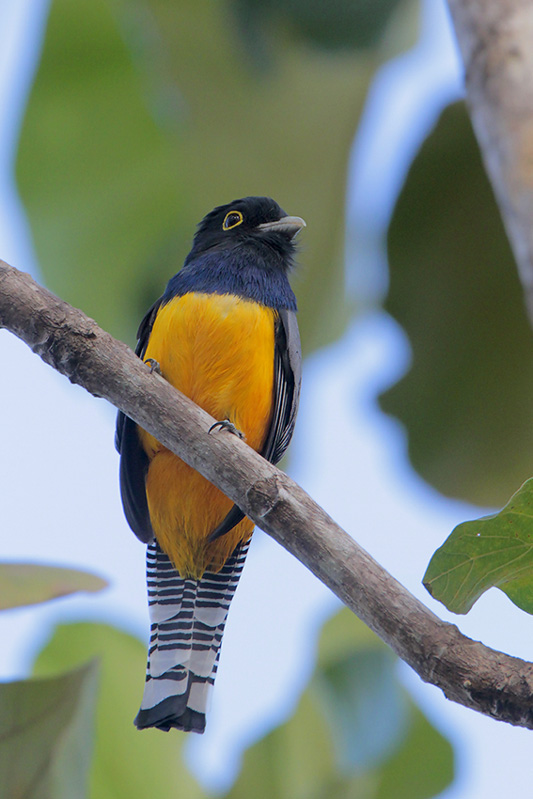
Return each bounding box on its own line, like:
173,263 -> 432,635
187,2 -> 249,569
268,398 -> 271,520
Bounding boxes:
115,196 -> 304,733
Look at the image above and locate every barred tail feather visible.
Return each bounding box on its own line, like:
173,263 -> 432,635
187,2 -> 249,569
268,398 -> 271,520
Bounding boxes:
134,538 -> 250,733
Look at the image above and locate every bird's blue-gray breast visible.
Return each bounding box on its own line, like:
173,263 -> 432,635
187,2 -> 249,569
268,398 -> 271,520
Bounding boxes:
163,248 -> 298,311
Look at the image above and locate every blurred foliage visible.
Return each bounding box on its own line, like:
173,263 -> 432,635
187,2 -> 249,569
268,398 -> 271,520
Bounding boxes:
231,0 -> 407,55
0,563 -> 107,610
227,609 -> 453,799
0,662 -> 98,799
425,477 -> 533,615
30,611 -> 453,799
15,0 -> 414,355
384,102 -> 533,508
33,623 -> 204,799
0,565 -> 105,798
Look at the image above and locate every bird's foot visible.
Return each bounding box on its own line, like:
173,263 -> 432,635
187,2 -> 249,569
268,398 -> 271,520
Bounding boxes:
144,357 -> 162,375
208,419 -> 245,440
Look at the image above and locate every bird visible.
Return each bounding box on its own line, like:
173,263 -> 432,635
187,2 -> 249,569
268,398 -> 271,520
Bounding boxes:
115,196 -> 304,733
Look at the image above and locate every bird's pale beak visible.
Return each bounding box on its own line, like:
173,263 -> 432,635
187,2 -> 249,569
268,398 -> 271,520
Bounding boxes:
256,216 -> 306,239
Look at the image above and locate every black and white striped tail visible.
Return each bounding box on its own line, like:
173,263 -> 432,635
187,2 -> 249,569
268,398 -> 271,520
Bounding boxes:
134,537 -> 250,733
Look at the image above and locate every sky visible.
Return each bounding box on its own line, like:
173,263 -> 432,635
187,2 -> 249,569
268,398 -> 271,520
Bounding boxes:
2,1 -> 533,797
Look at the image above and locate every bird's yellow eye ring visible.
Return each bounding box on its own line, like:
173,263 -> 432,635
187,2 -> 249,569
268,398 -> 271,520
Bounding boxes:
223,210 -> 243,230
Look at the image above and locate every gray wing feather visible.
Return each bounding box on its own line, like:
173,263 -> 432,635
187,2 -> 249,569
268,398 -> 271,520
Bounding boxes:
115,299 -> 162,543
261,309 -> 301,465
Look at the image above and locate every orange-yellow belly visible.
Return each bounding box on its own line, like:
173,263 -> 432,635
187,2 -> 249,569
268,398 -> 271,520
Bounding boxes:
137,292 -> 276,578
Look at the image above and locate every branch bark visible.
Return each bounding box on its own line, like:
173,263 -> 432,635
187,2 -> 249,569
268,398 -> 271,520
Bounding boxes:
2,259 -> 533,729
446,0 -> 533,323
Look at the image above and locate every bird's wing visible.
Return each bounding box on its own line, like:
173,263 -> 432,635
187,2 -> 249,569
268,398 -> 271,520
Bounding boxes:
261,309 -> 302,465
209,309 -> 301,541
115,298 -> 163,543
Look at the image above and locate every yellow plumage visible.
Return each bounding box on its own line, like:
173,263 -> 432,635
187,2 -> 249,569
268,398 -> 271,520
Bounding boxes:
137,292 -> 275,578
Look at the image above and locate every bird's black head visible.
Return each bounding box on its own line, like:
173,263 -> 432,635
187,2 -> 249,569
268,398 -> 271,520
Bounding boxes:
164,197 -> 304,310
187,196 -> 305,269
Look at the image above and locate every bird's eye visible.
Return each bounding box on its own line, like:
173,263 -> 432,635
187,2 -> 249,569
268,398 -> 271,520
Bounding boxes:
223,210 -> 243,230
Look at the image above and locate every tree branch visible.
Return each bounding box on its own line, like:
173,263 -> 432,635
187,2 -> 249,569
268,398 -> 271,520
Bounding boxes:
2,259 -> 533,729
446,0 -> 533,323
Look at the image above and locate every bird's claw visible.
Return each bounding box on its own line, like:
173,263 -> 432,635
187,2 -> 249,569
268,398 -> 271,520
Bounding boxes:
144,357 -> 162,375
208,419 -> 245,440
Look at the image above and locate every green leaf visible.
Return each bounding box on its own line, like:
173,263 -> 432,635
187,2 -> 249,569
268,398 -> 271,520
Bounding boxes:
384,102 -> 533,507
0,563 -> 107,611
225,688 -> 336,799
32,623 -> 205,799
375,705 -> 454,799
16,0 -> 183,348
424,477 -> 533,614
0,661 -> 98,799
15,0 -> 404,356
231,0 -> 408,53
314,610 -> 408,773
315,651 -> 408,772
226,609 -> 454,799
